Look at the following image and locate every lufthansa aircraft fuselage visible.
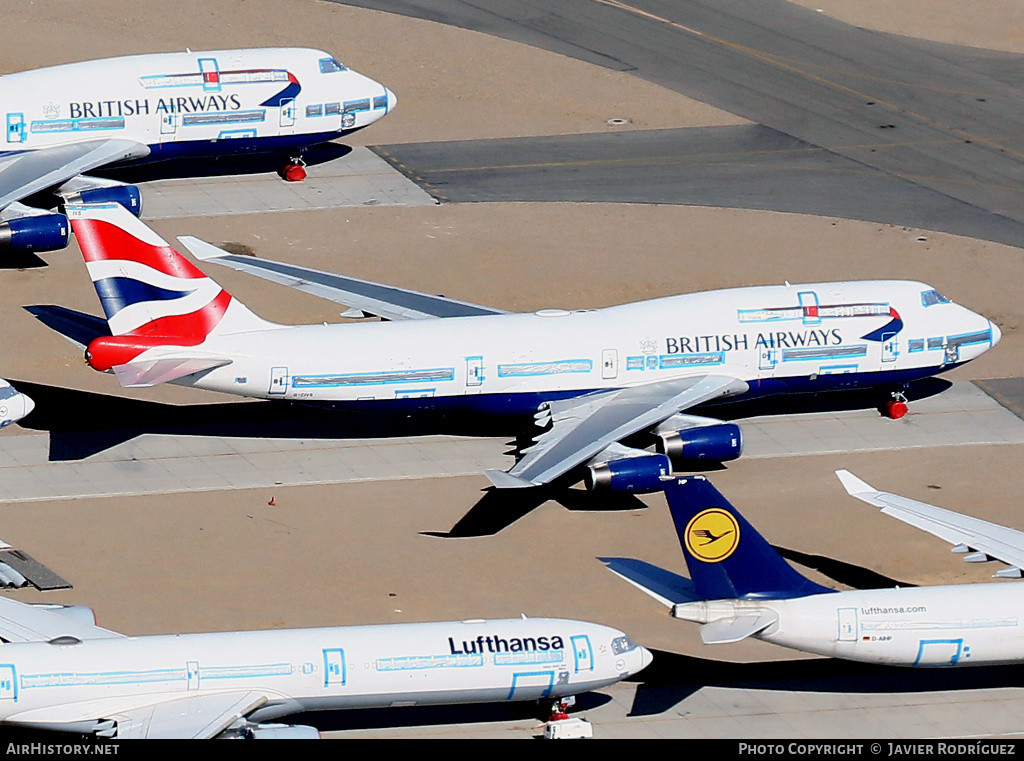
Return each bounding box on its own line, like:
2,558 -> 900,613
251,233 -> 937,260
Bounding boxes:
1,617 -> 647,737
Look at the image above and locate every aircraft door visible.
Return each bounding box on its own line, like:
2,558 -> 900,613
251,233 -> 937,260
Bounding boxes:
279,98 -> 296,131
199,58 -> 221,92
837,608 -> 858,642
465,356 -> 484,388
601,349 -> 618,380
323,649 -> 346,687
269,367 -> 289,396
915,639 -> 965,666
881,332 -> 898,363
160,112 -> 177,138
758,345 -> 777,373
0,665 -> 15,700
507,670 -> 555,700
6,114 -> 25,144
187,661 -> 200,691
571,635 -> 594,673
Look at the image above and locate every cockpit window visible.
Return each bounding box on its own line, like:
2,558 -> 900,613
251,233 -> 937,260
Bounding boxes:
921,289 -> 951,307
319,57 -> 347,74
611,635 -> 639,655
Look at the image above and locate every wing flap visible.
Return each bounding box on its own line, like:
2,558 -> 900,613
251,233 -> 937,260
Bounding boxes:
7,690 -> 269,739
0,139 -> 149,211
178,236 -> 507,321
493,374 -> 748,488
837,469 -> 1024,570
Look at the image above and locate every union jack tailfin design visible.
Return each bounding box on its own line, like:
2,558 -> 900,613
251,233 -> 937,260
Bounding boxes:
67,203 -> 275,385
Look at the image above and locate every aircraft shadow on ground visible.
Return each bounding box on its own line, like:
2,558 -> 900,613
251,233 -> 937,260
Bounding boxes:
287,690 -> 611,734
629,650 -> 1024,717
9,378 -> 520,462
92,141 -> 354,183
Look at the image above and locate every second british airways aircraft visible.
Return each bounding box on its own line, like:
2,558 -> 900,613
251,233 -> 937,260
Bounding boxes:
0,49 -> 395,253
60,203 -> 999,493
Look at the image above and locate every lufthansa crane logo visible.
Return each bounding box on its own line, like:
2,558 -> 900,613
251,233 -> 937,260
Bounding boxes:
684,508 -> 740,563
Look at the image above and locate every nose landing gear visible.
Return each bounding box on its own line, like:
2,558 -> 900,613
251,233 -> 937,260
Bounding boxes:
281,155 -> 307,182
882,391 -> 909,420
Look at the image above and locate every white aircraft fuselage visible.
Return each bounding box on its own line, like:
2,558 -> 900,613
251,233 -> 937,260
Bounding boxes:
1,48 -> 394,164
182,280 -> 997,414
677,583 -> 1024,667
1,617 -> 647,737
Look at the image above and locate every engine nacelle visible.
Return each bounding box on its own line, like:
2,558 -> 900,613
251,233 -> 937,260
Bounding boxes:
244,723 -> 321,739
585,453 -> 672,494
0,213 -> 69,252
656,423 -> 743,466
63,185 -> 143,217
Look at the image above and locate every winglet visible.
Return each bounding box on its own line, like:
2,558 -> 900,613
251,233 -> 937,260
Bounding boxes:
485,469 -> 535,489
178,235 -> 229,262
835,469 -> 875,497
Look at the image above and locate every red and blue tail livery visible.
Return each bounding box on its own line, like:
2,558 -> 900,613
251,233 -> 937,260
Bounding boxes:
67,204 -> 273,386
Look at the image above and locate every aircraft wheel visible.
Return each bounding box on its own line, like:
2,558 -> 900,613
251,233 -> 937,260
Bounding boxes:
282,163 -> 307,182
883,399 -> 908,419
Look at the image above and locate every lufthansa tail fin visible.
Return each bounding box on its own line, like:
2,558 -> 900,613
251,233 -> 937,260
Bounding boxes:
664,476 -> 832,600
67,203 -> 275,340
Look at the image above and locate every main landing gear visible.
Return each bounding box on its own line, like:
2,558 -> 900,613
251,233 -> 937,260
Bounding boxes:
882,390 -> 909,420
281,155 -> 307,182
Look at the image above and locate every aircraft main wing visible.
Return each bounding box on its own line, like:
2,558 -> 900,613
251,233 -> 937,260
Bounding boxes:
487,375 -> 749,488
837,469 -> 1024,574
178,236 -> 508,321
0,597 -> 124,643
0,139 -> 149,211
6,690 -> 270,739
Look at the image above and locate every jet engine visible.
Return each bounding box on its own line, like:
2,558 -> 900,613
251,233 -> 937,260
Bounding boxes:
654,416 -> 742,467
585,452 -> 672,493
61,184 -> 143,217
0,212 -> 69,252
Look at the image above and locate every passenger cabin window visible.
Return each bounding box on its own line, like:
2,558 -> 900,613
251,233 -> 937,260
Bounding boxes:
921,289 -> 952,307
319,58 -> 348,74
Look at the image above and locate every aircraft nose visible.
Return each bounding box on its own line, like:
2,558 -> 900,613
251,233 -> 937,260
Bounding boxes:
637,645 -> 653,673
990,320 -> 1002,346
19,393 -> 35,419
385,87 -> 398,114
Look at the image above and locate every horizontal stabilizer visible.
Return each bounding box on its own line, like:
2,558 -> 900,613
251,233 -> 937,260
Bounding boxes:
25,305 -> 111,349
599,557 -> 698,608
697,611 -> 778,645
113,357 -> 232,388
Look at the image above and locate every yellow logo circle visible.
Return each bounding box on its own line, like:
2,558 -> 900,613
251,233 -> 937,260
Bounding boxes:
684,508 -> 741,563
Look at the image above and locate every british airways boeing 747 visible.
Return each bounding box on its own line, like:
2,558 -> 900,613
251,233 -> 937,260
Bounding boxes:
0,49 -> 395,253
59,203 -> 999,493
